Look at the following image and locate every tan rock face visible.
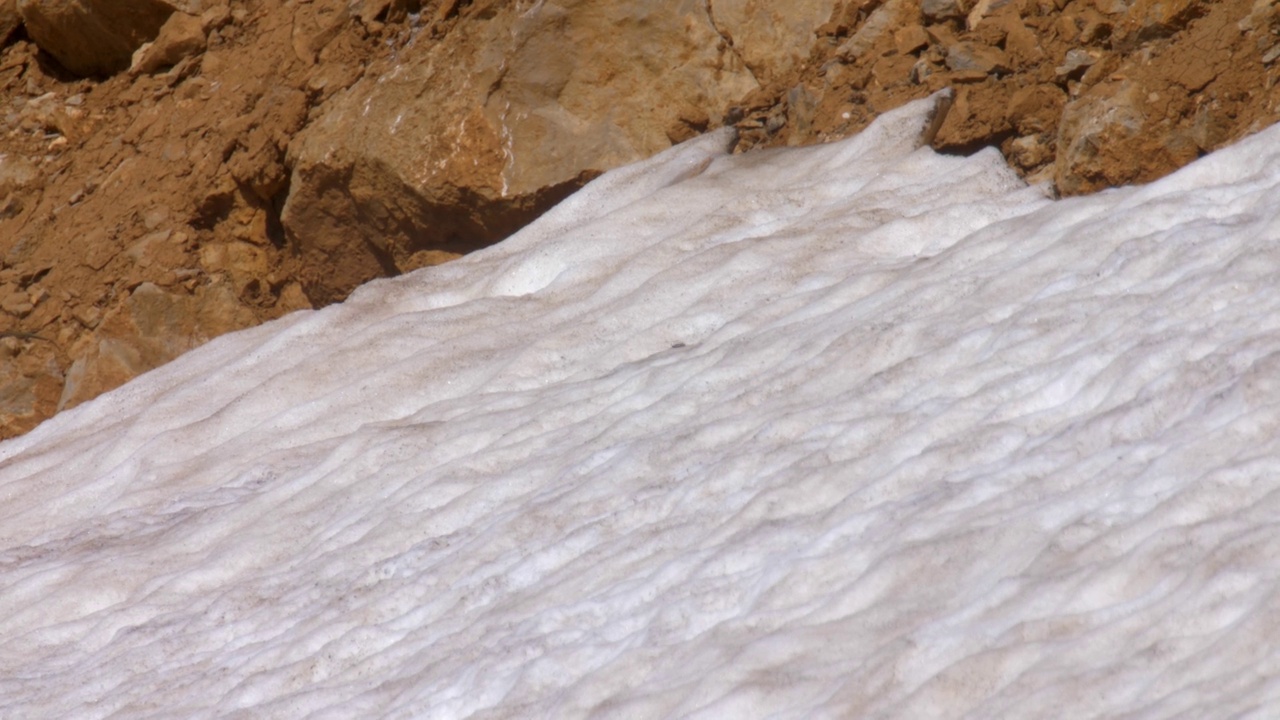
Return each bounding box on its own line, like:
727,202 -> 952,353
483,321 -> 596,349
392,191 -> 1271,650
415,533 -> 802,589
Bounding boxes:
282,0 -> 759,304
58,281 -> 256,412
710,0 -> 836,84
15,0 -> 192,76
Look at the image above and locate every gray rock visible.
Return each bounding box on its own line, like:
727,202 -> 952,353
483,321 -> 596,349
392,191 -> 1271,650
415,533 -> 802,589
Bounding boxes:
945,42 -> 1009,74
921,0 -> 963,21
1055,48 -> 1099,77
837,0 -> 914,60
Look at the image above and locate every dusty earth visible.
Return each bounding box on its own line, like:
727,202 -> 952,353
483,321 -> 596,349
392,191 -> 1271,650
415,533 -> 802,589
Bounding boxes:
0,0 -> 1278,438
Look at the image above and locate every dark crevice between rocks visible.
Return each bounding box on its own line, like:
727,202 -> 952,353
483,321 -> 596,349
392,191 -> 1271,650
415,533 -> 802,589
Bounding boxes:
932,129 -> 1018,160
398,171 -> 600,262
266,180 -> 290,249
31,48 -> 79,82
1,23 -> 29,53
297,169 -> 600,307
362,234 -> 402,277
192,187 -> 236,230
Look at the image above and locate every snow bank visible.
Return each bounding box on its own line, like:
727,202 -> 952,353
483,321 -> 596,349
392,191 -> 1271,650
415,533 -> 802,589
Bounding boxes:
4,94 -> 1280,718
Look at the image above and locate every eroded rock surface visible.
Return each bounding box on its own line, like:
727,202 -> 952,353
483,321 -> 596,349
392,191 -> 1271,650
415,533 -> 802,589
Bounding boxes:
730,0 -> 1280,195
16,0 -> 196,76
0,0 -> 1278,437
283,0 -> 759,303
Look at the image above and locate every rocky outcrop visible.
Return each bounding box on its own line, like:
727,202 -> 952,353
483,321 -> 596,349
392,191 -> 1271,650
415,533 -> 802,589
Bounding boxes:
0,1 -> 318,436
731,0 -> 1278,194
282,0 -> 759,304
1,0 -> 1279,437
15,0 -> 201,76
1052,0 -> 1277,194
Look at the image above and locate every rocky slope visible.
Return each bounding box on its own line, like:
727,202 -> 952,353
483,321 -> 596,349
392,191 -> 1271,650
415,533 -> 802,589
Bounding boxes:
0,0 -> 1277,438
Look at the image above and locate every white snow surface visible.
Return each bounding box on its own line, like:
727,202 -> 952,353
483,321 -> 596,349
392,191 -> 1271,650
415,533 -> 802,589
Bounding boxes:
5,95 -> 1280,718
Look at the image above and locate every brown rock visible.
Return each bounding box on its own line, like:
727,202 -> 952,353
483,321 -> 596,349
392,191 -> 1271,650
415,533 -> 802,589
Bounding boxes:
1092,0 -> 1130,14
1116,0 -> 1199,43
924,23 -> 960,49
785,84 -> 819,144
129,10 -> 205,75
16,0 -> 190,76
199,3 -> 229,33
58,281 -> 256,412
402,249 -> 463,273
1054,80 -> 1146,195
815,2 -> 864,37
1081,11 -> 1115,43
1008,83 -> 1066,134
1,284 -> 32,316
910,57 -> 938,84
709,0 -> 836,84
965,0 -> 1016,30
0,153 -> 39,195
932,81 -> 1015,149
1055,0 -> 1269,194
0,0 -> 21,45
0,348 -> 62,438
282,0 -> 759,304
225,85 -> 308,201
894,25 -> 930,55
71,304 -> 100,328
1053,13 -> 1081,41
872,53 -> 919,89
1000,19 -> 1044,67
0,194 -> 22,219
838,0 -> 917,60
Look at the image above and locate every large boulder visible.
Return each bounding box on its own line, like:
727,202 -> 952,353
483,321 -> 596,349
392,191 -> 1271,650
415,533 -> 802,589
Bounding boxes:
16,0 -> 201,76
281,0 -> 760,305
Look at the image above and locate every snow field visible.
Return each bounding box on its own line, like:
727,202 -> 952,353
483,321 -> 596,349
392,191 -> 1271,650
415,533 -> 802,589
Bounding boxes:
3,93 -> 1280,718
